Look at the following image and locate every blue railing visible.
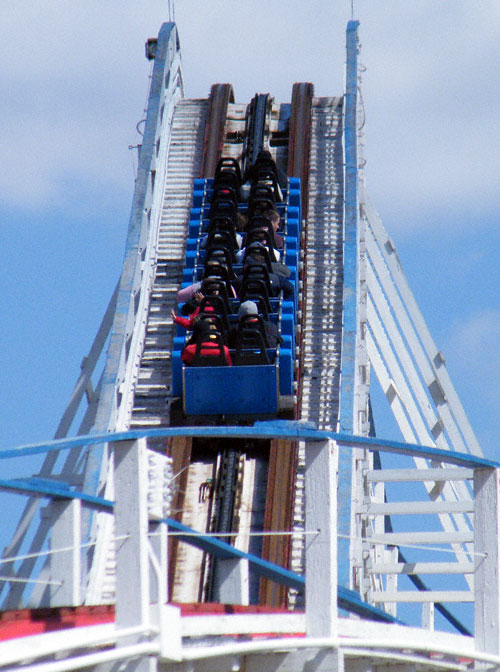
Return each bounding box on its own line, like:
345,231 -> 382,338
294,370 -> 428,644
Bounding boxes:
1,422 -> 496,626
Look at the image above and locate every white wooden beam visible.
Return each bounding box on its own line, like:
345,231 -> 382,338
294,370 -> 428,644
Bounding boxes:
366,468 -> 473,483
368,531 -> 473,545
114,439 -> 150,631
365,232 -> 467,455
366,332 -> 416,442
369,590 -> 473,603
49,498 -> 81,607
422,601 -> 435,631
361,501 -> 473,515
305,439 -> 338,638
363,193 -> 482,457
215,558 -> 250,606
474,467 -> 500,654
369,561 -> 474,575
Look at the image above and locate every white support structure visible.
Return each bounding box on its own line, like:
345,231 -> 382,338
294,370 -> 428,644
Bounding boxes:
305,439 -> 338,639
113,438 -> 181,668
362,194 -> 482,457
215,558 -> 250,605
49,498 -> 81,607
114,439 -> 151,635
474,467 -> 500,655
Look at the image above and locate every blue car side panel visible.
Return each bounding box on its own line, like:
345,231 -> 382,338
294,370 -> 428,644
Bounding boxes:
184,366 -> 278,415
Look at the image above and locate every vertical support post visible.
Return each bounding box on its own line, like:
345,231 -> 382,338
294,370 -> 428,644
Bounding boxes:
148,518 -> 181,662
422,602 -> 435,631
50,498 -> 81,606
215,558 -> 250,605
305,439 -> 338,638
149,521 -> 168,606
114,439 -> 150,631
338,18 -> 361,591
474,467 -> 500,655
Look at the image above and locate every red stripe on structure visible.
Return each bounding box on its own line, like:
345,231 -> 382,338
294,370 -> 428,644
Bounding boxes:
0,606 -> 115,641
173,602 -> 295,615
0,603 -> 305,641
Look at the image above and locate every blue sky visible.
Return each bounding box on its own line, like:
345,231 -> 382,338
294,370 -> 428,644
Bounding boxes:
1,1 -> 499,461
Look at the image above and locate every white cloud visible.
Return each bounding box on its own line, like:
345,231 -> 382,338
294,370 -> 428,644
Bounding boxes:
0,1 -> 170,211
447,309 -> 500,405
1,0 -> 498,227
355,0 -> 500,232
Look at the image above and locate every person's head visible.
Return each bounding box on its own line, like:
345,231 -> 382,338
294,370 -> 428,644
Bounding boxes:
263,209 -> 280,232
238,301 -> 258,319
187,318 -> 211,344
194,315 -> 221,338
236,212 -> 248,232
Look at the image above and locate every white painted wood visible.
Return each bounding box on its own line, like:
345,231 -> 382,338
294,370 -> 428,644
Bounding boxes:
154,604 -> 182,662
366,269 -> 476,502
366,264 -> 479,547
366,295 -> 433,447
369,590 -> 474,603
149,522 -> 168,605
235,456 -> 256,555
368,531 -> 474,545
474,467 -> 500,654
113,439 -> 150,630
366,332 -> 416,442
361,500 -> 473,515
8,642 -> 159,672
367,468 -> 473,483
305,439 -> 338,637
366,291 -> 476,511
366,295 -> 476,509
366,318 -> 476,597
366,263 -> 448,447
172,461 -> 213,603
113,437 -> 161,672
215,558 -> 249,606
244,649 -> 344,672
353,452 -> 374,600
379,546 -> 398,618
340,617 -> 475,652
422,602 -> 435,631
130,98 -> 207,431
180,612 -> 306,637
49,498 -> 81,607
363,192 -> 482,458
369,561 -> 474,575
83,454 -> 116,605
365,233 -> 467,456
301,99 -> 344,432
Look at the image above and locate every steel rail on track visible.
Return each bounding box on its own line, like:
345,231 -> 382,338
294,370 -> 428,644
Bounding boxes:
200,84 -> 235,178
259,86 -> 313,606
